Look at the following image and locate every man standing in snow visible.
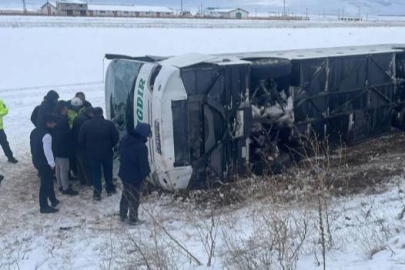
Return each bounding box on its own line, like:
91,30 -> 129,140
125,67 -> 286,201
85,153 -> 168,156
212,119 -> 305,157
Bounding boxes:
30,113 -> 59,214
0,174 -> 4,184
72,106 -> 94,186
31,90 -> 59,127
0,99 -> 18,164
53,101 -> 78,196
118,123 -> 151,225
67,97 -> 84,180
79,107 -> 119,200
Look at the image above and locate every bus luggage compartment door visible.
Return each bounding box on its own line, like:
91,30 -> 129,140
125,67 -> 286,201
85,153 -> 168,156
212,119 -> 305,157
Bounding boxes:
180,63 -> 251,188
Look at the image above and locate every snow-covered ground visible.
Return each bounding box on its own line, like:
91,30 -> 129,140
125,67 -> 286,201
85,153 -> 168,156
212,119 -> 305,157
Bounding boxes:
1,15 -> 405,29
2,16 -> 405,269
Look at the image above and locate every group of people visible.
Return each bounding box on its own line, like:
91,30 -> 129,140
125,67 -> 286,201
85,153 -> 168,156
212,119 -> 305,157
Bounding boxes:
28,90 -> 151,224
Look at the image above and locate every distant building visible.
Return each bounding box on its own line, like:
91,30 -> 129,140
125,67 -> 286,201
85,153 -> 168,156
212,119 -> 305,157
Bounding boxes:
56,0 -> 87,16
204,8 -> 249,19
87,4 -> 174,17
41,1 -> 57,15
0,7 -> 39,15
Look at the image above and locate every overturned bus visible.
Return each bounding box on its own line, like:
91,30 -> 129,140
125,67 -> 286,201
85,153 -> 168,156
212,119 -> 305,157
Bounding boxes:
105,44 -> 405,191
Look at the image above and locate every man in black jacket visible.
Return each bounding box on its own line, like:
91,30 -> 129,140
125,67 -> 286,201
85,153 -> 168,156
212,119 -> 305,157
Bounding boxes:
79,107 -> 119,200
118,123 -> 151,224
31,90 -> 59,127
72,106 -> 94,186
54,101 -> 78,196
30,113 -> 59,214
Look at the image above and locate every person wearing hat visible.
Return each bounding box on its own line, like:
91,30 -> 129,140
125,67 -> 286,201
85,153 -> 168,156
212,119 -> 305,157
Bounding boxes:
67,97 -> 85,180
79,107 -> 119,200
118,122 -> 151,225
68,97 -> 84,129
75,92 -> 92,108
31,90 -> 59,127
30,113 -> 60,214
0,99 -> 18,163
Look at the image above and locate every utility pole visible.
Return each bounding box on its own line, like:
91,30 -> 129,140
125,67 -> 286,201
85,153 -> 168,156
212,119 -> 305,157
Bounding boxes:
181,0 -> 183,12
283,0 -> 286,17
22,0 -> 27,14
358,6 -> 361,20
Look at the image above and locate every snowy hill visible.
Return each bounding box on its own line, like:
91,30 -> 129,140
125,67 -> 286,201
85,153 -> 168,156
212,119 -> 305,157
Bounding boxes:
1,0 -> 405,15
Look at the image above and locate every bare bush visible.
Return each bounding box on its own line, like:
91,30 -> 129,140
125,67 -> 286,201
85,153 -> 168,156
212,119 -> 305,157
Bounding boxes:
222,203 -> 309,270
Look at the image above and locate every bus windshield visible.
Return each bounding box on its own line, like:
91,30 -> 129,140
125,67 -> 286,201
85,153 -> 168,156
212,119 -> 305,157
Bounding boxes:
105,59 -> 143,138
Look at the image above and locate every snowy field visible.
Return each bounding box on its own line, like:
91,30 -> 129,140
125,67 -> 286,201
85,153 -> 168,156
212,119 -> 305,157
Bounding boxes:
2,16 -> 405,269
1,15 -> 405,29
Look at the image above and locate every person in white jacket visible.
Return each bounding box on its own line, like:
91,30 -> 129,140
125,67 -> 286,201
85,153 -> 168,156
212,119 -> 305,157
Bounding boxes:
30,113 -> 59,214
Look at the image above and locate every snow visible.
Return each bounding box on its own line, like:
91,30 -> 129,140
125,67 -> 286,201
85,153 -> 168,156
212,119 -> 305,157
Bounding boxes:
88,4 -> 173,13
2,16 -> 405,269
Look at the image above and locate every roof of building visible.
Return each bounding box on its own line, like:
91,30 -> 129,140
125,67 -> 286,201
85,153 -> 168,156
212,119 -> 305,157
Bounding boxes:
0,7 -> 38,12
56,0 -> 86,4
87,4 -> 173,13
207,8 -> 249,13
41,1 -> 57,8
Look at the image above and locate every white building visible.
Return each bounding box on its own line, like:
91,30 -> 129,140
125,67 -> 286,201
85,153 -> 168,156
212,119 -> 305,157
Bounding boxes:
41,1 -> 57,15
203,8 -> 249,19
0,7 -> 39,15
56,0 -> 87,16
216,8 -> 249,19
87,4 -> 174,17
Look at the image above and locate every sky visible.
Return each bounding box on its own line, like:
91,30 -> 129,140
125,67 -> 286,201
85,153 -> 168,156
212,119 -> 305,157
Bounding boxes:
1,0 -> 405,15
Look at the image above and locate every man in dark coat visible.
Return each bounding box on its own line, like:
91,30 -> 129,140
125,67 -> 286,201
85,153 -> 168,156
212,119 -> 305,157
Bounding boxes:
79,107 -> 119,200
53,101 -> 78,196
118,122 -> 151,224
72,106 -> 94,186
31,90 -> 59,127
30,113 -> 59,214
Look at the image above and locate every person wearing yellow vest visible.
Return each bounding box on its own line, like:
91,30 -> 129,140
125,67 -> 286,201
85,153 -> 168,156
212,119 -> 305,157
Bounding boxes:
0,99 -> 18,164
68,97 -> 84,129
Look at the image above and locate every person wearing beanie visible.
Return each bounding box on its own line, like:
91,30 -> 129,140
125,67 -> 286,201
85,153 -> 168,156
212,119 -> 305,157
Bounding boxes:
118,122 -> 151,225
0,99 -> 18,163
31,90 -> 59,127
79,107 -> 119,200
30,113 -> 60,214
53,101 -> 78,196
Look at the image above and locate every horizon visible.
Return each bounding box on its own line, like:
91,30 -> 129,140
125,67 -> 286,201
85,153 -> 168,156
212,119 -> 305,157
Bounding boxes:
1,0 -> 405,16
